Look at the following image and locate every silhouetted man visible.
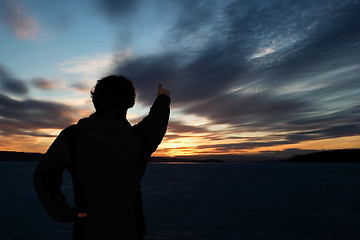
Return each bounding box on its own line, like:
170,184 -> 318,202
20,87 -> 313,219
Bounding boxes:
33,75 -> 170,240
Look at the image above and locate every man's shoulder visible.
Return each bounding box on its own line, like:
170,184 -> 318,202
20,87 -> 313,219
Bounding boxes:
61,124 -> 80,139
62,124 -> 78,133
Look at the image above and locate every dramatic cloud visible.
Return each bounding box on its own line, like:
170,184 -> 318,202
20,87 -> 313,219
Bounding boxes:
102,0 -> 360,151
0,64 -> 28,95
0,92 -> 75,137
0,0 -> 41,40
167,120 -> 209,134
1,0 -> 359,155
0,63 -> 78,141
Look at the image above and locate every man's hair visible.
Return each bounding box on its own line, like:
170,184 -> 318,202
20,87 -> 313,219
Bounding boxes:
91,75 -> 136,112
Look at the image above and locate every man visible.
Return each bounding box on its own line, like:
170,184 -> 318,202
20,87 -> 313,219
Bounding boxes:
33,75 -> 171,240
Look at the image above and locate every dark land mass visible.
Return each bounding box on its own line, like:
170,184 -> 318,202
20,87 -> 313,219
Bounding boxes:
149,157 -> 225,163
1,149 -> 359,163
0,151 -> 284,163
0,151 -> 276,163
0,151 -> 42,162
0,151 -> 225,163
285,149 -> 360,163
172,154 -> 283,163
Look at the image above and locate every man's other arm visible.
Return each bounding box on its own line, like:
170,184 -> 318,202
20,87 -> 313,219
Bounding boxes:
33,129 -> 78,222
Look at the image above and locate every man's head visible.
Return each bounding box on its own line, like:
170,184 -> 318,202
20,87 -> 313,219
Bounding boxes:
91,75 -> 136,112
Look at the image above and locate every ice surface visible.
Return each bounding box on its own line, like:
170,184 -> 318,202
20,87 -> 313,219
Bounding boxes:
0,161 -> 359,240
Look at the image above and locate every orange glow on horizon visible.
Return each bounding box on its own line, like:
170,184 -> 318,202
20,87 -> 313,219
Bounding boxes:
1,133 -> 359,157
154,135 -> 360,157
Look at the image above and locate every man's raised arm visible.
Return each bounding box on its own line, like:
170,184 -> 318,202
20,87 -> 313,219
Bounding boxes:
134,85 -> 171,156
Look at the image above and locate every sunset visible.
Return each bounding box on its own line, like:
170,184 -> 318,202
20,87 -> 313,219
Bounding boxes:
1,0 -> 360,159
1,1 -> 360,239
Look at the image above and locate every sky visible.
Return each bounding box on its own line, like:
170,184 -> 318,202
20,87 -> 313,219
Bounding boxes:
0,0 -> 360,159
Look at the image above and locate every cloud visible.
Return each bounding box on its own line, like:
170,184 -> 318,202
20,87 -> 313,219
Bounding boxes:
94,0 -> 141,20
287,124 -> 360,143
196,140 -> 293,152
168,120 -> 209,134
69,82 -> 89,92
59,52 -> 133,90
0,64 -> 28,95
0,64 -> 77,138
104,0 -> 360,150
2,0 -> 358,154
0,92 -> 76,137
0,0 -> 41,40
111,0 -> 360,97
59,54 -> 117,75
31,77 -> 56,90
58,52 -> 134,93
185,91 -> 308,126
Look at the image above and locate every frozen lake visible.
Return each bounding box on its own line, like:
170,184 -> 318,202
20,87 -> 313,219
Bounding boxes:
0,161 -> 359,240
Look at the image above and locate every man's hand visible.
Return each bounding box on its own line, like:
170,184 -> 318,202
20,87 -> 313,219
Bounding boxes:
158,84 -> 170,97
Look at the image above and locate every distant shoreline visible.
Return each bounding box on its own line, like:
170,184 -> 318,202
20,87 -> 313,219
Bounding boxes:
1,149 -> 359,163
285,149 -> 360,163
0,151 -> 42,162
0,151 -> 281,163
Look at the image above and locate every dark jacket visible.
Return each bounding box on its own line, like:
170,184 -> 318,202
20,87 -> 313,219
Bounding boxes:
33,94 -> 170,240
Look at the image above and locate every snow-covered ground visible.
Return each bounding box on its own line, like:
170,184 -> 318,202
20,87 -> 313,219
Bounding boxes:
0,161 -> 359,240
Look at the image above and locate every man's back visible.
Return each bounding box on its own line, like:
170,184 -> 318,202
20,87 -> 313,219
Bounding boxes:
33,76 -> 170,240
73,111 -> 146,239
